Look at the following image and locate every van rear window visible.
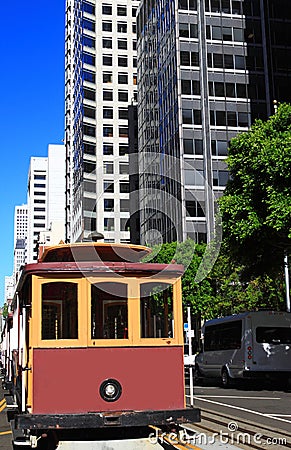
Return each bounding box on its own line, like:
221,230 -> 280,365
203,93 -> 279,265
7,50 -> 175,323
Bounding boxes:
256,327 -> 291,344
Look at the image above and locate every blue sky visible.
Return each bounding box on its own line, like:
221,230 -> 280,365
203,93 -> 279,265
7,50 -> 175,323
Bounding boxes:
0,1 -> 65,305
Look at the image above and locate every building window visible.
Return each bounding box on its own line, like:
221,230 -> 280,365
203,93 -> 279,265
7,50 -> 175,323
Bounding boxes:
117,22 -> 127,33
83,36 -> 95,48
185,200 -> 205,217
118,39 -> 127,50
103,55 -> 112,66
119,163 -> 129,174
84,161 -> 95,173
118,73 -> 128,84
120,199 -> 129,212
83,19 -> 95,32
118,108 -> 128,120
103,72 -> 113,83
102,4 -> 112,15
119,127 -> 128,137
84,143 -> 96,155
120,218 -> 130,231
104,199 -> 114,211
104,218 -> 115,231
103,144 -> 113,155
103,89 -> 113,101
118,90 -> 128,102
83,53 -> 95,66
103,38 -> 112,49
84,88 -> 96,101
104,181 -> 114,193
213,170 -> 229,187
84,107 -> 96,119
83,2 -> 95,14
102,21 -> 112,32
120,181 -> 129,193
117,6 -> 127,16
119,145 -> 128,156
84,70 -> 96,83
104,162 -> 114,174
118,56 -> 128,67
103,107 -> 113,119
83,124 -> 95,137
103,126 -> 113,137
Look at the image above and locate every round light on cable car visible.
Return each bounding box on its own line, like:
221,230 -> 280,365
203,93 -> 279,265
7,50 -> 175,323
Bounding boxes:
100,379 -> 122,402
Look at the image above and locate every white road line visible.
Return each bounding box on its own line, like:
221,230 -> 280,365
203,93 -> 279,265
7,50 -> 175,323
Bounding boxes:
187,396 -> 291,425
265,414 -> 291,417
194,396 -> 281,400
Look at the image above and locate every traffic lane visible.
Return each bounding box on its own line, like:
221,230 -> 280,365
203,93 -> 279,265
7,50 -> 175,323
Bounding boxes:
0,385 -> 13,450
190,384 -> 291,434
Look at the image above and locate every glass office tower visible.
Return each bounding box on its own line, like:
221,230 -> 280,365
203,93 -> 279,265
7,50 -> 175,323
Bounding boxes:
137,0 -> 291,245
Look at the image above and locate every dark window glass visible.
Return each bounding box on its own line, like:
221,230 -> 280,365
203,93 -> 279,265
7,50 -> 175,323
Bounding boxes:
42,283 -> 78,340
204,320 -> 242,351
120,182 -> 129,193
104,199 -> 114,211
103,90 -> 113,101
83,124 -> 95,137
83,2 -> 95,14
83,36 -> 95,48
83,53 -> 95,66
91,283 -> 128,340
117,6 -> 127,15
103,72 -> 113,83
84,161 -> 95,173
256,327 -> 291,344
102,21 -> 112,32
103,55 -> 112,66
104,181 -> 114,193
83,19 -> 95,32
102,4 -> 112,14
84,107 -> 95,119
103,144 -> 113,155
84,143 -> 96,155
103,108 -> 113,119
103,38 -> 112,49
181,80 -> 191,94
119,108 -> 128,119
84,88 -> 95,101
118,90 -> 128,102
118,39 -> 127,50
103,126 -> 113,137
140,283 -> 174,338
118,73 -> 128,84
119,145 -> 128,155
117,22 -> 127,33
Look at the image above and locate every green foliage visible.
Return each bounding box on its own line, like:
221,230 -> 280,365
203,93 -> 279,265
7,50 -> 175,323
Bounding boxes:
146,241 -> 285,321
220,103 -> 291,276
2,303 -> 8,318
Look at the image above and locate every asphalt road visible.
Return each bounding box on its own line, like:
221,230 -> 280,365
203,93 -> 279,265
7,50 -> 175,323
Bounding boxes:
0,382 -> 13,450
187,378 -> 291,435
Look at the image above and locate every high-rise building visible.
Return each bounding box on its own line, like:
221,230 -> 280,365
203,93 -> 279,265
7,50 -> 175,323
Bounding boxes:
65,0 -> 139,244
27,157 -> 48,263
13,205 -> 28,278
26,145 -> 66,263
136,0 -> 291,245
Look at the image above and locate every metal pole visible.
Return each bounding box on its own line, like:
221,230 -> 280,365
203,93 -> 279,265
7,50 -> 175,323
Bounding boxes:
284,252 -> 290,313
187,307 -> 194,407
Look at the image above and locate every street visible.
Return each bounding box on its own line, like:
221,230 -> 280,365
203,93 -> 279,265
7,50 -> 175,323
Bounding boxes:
188,379 -> 291,435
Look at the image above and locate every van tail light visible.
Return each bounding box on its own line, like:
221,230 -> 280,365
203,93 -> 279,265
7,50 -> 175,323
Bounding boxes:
247,346 -> 253,359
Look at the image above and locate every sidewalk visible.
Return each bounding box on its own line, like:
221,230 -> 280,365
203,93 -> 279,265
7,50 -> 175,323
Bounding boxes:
0,377 -> 13,450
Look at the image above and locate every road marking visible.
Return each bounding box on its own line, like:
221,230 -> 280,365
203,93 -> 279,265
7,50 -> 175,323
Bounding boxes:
195,396 -> 281,400
0,402 -> 7,413
0,430 -> 12,436
0,398 -> 6,407
188,396 -> 291,425
266,414 -> 291,417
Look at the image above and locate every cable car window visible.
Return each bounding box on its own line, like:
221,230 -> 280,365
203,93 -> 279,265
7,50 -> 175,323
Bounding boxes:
140,283 -> 174,338
91,283 -> 128,339
256,327 -> 291,344
42,282 -> 78,340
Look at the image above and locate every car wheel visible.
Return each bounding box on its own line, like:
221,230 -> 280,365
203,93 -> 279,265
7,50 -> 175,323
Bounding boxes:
221,368 -> 231,388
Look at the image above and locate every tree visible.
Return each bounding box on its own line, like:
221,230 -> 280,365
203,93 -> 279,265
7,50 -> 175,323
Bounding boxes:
144,240 -> 285,320
219,103 -> 291,277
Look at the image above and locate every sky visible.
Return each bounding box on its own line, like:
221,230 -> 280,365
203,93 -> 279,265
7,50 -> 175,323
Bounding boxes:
0,1 -> 65,305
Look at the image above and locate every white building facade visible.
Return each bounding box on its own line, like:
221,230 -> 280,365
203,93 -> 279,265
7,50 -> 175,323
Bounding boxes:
65,0 -> 139,243
13,204 -> 28,279
26,145 -> 66,263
